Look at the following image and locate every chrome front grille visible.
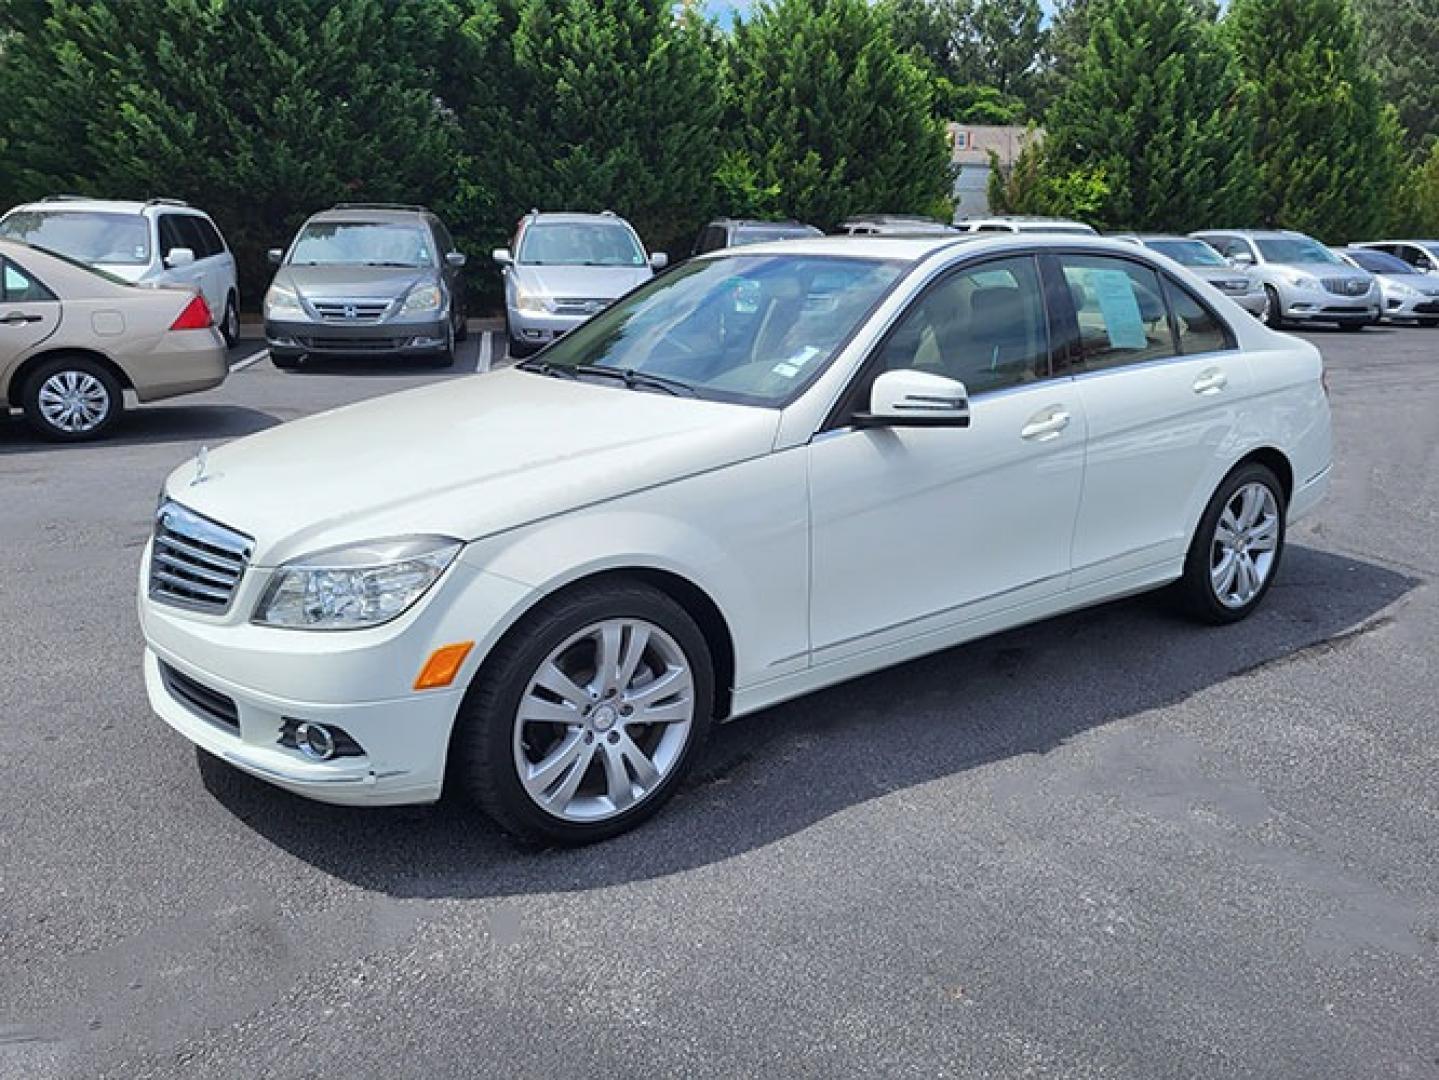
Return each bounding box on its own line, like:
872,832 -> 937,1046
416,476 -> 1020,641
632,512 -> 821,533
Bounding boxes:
311,299 -> 391,323
552,297 -> 610,316
1322,277 -> 1370,297
150,502 -> 252,614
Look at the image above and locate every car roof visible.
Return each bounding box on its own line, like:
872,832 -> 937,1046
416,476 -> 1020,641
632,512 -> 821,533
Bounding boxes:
1133,234 -> 1204,243
692,232 -> 1154,263
1356,239 -> 1439,246
1193,229 -> 1306,239
524,211 -> 635,227
4,197 -> 203,217
713,218 -> 817,230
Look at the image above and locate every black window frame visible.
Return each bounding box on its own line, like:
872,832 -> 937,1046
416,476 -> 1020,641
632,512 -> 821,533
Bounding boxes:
821,251 -> 1058,432
194,216 -> 226,257
0,255 -> 59,303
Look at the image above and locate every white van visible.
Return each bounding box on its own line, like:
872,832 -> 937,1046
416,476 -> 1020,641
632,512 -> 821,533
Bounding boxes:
0,196 -> 241,344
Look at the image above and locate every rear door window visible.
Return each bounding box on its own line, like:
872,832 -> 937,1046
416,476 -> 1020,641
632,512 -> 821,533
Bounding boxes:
1162,277 -> 1231,355
1,257 -> 57,302
1059,254 -> 1177,371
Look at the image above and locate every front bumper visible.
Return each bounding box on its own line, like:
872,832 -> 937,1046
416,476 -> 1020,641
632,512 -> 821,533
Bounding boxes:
1228,288 -> 1267,316
1381,293 -> 1439,322
266,316 -> 450,359
1276,283 -> 1380,324
139,543 -> 535,807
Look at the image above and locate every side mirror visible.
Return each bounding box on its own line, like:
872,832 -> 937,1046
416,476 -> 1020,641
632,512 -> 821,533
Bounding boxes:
446,251 -> 468,269
267,248 -> 284,265
649,252 -> 669,270
492,248 -> 513,267
854,370 -> 970,429
165,247 -> 195,268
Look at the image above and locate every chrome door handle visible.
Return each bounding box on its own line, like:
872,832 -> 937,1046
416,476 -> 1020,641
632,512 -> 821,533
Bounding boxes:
1021,409 -> 1071,441
1192,369 -> 1228,395
0,313 -> 42,326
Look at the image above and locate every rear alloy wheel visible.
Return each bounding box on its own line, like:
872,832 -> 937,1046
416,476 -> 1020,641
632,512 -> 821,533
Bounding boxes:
1177,463 -> 1286,624
23,356 -> 122,441
452,582 -> 713,844
1262,285 -> 1283,328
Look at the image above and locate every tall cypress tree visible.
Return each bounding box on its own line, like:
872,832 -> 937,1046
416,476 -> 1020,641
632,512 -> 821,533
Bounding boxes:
464,0 -> 722,258
1227,0 -> 1403,241
1353,0 -> 1439,150
1042,0 -> 1258,231
0,0 -> 475,303
724,0 -> 952,228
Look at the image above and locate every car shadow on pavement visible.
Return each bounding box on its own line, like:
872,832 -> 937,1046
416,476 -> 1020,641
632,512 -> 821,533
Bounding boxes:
198,544 -> 1418,897
0,405 -> 280,454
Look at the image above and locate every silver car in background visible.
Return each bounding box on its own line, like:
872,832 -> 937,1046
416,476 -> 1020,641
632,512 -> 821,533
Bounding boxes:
1121,235 -> 1266,317
1336,247 -> 1439,327
1352,239 -> 1439,277
494,211 -> 666,358
1192,229 -> 1379,331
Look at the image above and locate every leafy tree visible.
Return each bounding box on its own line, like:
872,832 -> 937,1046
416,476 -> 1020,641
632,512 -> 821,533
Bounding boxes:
460,0 -> 723,259
1227,0 -> 1404,241
884,0 -> 1045,117
0,0 -> 476,304
1041,0 -> 1258,231
1396,140 -> 1439,234
934,80 -> 1027,125
1353,0 -> 1439,150
962,0 -> 1046,106
988,137 -> 1111,220
723,0 -> 952,228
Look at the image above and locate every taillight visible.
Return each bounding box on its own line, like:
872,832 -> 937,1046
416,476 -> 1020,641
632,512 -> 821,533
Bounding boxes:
169,294 -> 213,331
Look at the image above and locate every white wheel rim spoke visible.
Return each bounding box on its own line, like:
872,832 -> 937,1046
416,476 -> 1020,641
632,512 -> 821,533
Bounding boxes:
514,617 -> 695,823
1210,481 -> 1280,608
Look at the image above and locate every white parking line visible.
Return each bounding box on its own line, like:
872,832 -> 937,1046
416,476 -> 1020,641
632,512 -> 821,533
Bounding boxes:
477,331 -> 492,373
229,347 -> 270,372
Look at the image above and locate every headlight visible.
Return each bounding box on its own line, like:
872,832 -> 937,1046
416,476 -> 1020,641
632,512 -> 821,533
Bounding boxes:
253,536 -> 461,630
402,284 -> 443,313
514,288 -> 550,313
264,284 -> 302,317
1390,282 -> 1418,298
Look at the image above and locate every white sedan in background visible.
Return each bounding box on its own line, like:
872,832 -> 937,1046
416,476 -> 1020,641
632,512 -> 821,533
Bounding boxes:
140,235 -> 1331,844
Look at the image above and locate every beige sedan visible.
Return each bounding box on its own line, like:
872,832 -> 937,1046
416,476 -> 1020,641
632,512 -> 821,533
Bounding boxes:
1,238 -> 227,440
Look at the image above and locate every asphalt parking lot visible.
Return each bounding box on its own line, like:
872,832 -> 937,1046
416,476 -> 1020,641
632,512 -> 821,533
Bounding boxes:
2,322 -> 1437,1079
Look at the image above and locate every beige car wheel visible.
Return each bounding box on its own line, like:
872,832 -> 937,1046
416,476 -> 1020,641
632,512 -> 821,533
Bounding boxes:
23,356 -> 123,441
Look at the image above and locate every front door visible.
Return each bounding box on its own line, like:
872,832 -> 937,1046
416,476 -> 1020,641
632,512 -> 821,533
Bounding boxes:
808,254 -> 1086,663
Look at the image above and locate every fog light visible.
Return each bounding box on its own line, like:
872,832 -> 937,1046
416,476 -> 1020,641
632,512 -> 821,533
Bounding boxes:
523,329 -> 543,339
294,722 -> 336,760
408,336 -> 445,348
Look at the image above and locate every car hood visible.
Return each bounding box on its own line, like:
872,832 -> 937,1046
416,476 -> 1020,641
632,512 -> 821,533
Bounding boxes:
1278,262 -> 1372,281
163,368 -> 779,566
1376,272 -> 1439,293
275,264 -> 434,299
512,264 -> 652,301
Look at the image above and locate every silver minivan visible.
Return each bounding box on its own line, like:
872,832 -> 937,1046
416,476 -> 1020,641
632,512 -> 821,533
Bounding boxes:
494,211 -> 666,358
0,196 -> 241,345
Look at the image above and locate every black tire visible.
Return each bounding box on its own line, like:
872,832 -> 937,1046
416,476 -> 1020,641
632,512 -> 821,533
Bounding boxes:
220,293 -> 241,347
450,580 -> 715,845
1262,285 -> 1284,328
1338,322 -> 1366,332
1420,319 -> 1439,329
455,311 -> 469,343
1176,462 -> 1287,625
21,355 -> 123,441
435,322 -> 456,367
271,352 -> 301,370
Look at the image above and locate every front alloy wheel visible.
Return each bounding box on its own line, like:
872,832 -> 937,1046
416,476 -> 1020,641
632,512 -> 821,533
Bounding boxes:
452,581 -> 713,844
514,619 -> 695,823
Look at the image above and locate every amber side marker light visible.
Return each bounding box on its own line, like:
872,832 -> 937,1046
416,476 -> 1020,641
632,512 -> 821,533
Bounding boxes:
414,642 -> 475,690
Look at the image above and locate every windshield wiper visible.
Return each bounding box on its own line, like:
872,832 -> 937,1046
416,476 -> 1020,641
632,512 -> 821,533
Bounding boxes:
517,359 -> 578,379
571,365 -> 695,396
363,261 -> 419,268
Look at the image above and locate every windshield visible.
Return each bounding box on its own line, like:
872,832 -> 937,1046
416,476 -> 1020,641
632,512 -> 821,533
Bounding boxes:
732,224 -> 821,247
1346,249 -> 1411,275
289,222 -> 434,267
519,221 -> 645,267
0,210 -> 151,266
1146,238 -> 1227,267
522,255 -> 905,407
1256,236 -> 1342,265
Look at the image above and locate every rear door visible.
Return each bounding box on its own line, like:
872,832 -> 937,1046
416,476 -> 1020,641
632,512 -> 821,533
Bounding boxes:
156,213 -> 210,307
1054,251 -> 1251,587
0,255 -> 61,388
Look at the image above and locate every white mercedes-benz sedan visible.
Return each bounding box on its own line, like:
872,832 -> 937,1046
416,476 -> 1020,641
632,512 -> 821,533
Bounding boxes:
140,235 -> 1332,844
